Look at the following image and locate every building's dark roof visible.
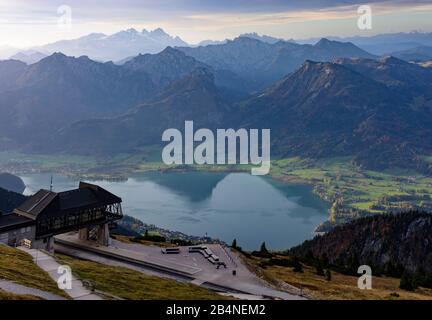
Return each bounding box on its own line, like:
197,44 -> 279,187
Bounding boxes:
0,213 -> 34,232
14,189 -> 57,218
13,182 -> 122,220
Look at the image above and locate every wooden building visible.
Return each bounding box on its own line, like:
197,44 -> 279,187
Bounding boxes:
0,182 -> 122,251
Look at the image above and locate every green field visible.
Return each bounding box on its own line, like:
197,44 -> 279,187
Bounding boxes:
0,289 -> 42,300
270,157 -> 432,228
0,245 -> 69,298
0,151 -> 97,171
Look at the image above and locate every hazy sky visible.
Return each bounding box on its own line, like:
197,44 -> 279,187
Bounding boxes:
1,0 -> 432,47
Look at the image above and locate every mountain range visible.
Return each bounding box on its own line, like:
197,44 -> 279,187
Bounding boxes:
0,37 -> 376,145
32,28 -> 188,62
239,33 -> 286,44
33,57 -> 432,172
299,31 -> 432,55
0,45 -> 19,60
121,46 -> 248,96
0,44 -> 255,149
5,30 -> 432,64
391,45 -> 432,62
237,57 -> 432,170
1,35 -> 432,171
9,50 -> 47,64
0,52 -> 159,147
46,68 -> 228,155
178,37 -> 375,89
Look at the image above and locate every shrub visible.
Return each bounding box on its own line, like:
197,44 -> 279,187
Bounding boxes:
251,242 -> 273,258
240,250 -> 251,258
260,242 -> 269,254
293,257 -> 303,273
132,234 -> 166,243
399,271 -> 417,291
170,239 -> 193,246
231,239 -> 237,249
325,270 -> 332,281
316,264 -> 325,276
261,258 -> 295,268
251,251 -> 273,258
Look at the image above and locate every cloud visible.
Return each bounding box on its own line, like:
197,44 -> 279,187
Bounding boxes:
182,1 -> 432,29
2,0 -> 432,20
0,0 -> 431,46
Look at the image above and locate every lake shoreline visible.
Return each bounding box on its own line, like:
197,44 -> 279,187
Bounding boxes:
19,170 -> 329,251
9,159 -> 332,241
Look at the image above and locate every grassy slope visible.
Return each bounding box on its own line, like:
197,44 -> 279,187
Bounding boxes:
245,255 -> 432,300
0,289 -> 42,300
0,245 -> 68,298
56,254 -> 227,300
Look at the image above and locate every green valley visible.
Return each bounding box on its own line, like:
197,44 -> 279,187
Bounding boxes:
270,157 -> 432,230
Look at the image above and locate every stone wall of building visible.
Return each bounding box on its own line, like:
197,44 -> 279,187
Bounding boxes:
0,225 -> 36,247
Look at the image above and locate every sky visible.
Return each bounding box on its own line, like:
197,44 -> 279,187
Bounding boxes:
0,0 -> 432,47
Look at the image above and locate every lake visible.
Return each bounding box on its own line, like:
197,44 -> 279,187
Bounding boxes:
20,172 -> 329,251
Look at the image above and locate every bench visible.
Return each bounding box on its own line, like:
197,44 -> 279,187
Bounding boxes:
161,247 -> 180,254
208,257 -> 217,264
188,245 -> 226,268
188,246 -> 207,253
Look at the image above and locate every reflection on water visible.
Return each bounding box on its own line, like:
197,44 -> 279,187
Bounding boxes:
20,172 -> 329,250
133,172 -> 227,203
